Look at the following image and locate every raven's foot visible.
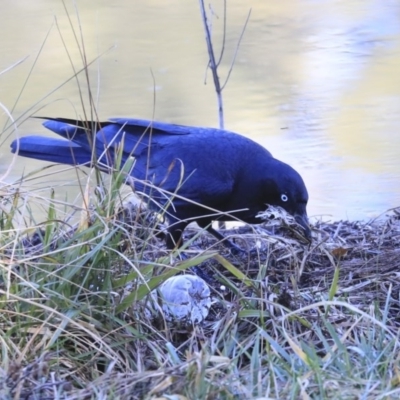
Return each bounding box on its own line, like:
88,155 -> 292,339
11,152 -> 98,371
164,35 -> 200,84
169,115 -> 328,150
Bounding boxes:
224,239 -> 263,259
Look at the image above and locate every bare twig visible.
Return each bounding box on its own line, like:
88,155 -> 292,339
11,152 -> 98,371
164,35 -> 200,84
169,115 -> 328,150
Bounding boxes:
198,1 -> 251,129
221,9 -> 252,90
198,0 -> 224,129
215,1 -> 227,67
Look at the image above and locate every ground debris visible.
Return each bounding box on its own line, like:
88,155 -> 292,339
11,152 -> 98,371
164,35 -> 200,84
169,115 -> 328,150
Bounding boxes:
186,208 -> 400,328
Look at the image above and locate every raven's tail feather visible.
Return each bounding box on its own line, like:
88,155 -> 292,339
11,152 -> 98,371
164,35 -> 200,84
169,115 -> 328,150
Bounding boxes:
10,136 -> 92,165
34,116 -> 111,129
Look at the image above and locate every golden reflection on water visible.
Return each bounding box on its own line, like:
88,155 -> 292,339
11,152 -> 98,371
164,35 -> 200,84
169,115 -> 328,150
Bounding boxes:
1,0 -> 399,222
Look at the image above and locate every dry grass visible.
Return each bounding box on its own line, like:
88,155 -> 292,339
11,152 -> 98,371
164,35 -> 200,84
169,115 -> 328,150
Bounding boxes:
1,172 -> 400,399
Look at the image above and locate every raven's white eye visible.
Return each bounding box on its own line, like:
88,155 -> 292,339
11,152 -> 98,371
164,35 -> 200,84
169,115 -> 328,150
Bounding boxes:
281,194 -> 288,202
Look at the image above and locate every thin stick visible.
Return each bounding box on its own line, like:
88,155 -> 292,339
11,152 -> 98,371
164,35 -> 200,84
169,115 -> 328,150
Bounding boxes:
221,9 -> 251,91
215,0 -> 227,67
198,0 -> 224,129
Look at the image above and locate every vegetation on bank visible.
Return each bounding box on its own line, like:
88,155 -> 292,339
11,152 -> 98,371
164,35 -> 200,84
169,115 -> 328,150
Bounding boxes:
0,165 -> 399,399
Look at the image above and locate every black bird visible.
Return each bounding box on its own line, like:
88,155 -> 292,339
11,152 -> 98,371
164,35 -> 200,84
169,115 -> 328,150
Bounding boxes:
10,117 -> 311,249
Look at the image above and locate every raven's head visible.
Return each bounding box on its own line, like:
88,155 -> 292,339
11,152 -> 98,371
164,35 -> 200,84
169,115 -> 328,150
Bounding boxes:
266,160 -> 311,240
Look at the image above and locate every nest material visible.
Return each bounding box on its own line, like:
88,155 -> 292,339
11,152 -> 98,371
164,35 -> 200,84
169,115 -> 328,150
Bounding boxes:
14,199 -> 400,325
185,208 -> 400,326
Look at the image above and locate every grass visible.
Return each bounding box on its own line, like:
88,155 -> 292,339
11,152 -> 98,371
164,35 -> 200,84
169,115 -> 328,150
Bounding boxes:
1,150 -> 400,400
1,5 -> 400,398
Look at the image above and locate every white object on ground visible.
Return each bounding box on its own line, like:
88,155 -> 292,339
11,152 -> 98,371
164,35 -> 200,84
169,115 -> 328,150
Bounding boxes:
157,274 -> 211,324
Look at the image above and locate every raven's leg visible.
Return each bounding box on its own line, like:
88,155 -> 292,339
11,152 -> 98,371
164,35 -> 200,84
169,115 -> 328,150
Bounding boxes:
166,218 -> 245,255
166,220 -> 189,249
197,219 -> 245,255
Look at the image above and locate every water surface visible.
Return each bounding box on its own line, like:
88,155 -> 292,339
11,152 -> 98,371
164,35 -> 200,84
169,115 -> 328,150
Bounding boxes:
1,0 -> 399,223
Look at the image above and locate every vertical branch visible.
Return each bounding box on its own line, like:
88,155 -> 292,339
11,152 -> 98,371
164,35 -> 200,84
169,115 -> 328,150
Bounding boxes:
221,9 -> 251,90
198,0 -> 224,129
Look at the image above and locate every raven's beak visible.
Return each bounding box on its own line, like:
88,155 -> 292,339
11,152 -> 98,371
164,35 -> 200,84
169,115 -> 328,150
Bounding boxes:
294,211 -> 312,241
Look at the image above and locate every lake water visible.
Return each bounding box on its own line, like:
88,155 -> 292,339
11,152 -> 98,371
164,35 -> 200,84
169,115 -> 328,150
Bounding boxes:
1,0 -> 399,224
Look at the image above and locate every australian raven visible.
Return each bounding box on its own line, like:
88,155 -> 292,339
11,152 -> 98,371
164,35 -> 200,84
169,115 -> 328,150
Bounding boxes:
11,117 -> 311,249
